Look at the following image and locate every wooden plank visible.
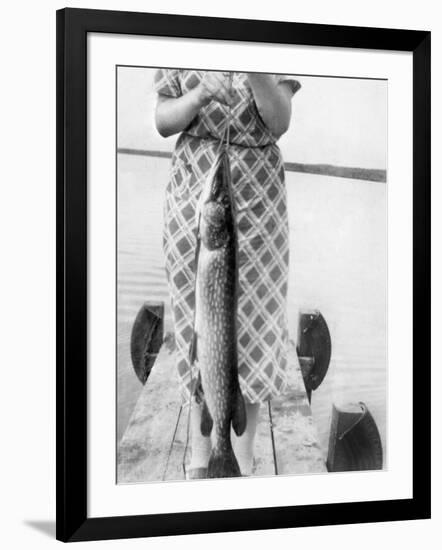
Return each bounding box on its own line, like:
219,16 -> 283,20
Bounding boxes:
164,398 -> 276,480
270,346 -> 327,475
252,403 -> 276,476
117,320 -> 145,442
118,340 -> 325,482
163,404 -> 188,481
117,346 -> 182,483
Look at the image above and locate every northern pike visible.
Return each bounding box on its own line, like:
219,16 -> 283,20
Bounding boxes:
190,147 -> 247,478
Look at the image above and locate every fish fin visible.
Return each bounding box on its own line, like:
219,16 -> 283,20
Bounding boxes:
194,371 -> 204,405
232,387 -> 247,437
189,331 -> 198,365
207,443 -> 241,478
200,399 -> 213,437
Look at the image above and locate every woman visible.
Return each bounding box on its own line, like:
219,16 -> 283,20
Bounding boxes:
154,69 -> 300,478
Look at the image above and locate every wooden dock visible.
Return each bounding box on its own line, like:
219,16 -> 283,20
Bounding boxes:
117,343 -> 326,483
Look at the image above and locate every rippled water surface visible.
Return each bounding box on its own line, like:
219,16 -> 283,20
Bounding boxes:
117,154 -> 387,462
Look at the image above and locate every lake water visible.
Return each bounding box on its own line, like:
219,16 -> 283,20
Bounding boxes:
117,153 -> 387,463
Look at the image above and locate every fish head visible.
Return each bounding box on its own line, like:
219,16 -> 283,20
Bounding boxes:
198,152 -> 235,251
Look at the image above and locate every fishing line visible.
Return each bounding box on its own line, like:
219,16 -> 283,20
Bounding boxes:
225,72 -> 233,153
182,395 -> 192,477
268,401 -> 279,475
163,404 -> 183,481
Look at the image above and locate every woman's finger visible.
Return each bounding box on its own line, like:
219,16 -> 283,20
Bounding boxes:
203,81 -> 232,106
213,87 -> 234,106
212,78 -> 235,106
210,73 -> 233,96
201,72 -> 234,105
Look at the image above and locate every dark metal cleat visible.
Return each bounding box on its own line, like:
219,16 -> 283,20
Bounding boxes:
296,310 -> 332,401
326,401 -> 383,472
130,301 -> 164,385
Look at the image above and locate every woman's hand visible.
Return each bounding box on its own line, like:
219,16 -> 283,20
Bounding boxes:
246,73 -> 293,138
196,72 -> 235,107
155,72 -> 235,138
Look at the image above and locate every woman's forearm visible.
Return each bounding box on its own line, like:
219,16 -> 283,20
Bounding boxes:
155,87 -> 206,138
247,74 -> 292,138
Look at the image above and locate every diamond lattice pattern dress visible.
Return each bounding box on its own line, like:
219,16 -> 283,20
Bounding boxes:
154,70 -> 301,403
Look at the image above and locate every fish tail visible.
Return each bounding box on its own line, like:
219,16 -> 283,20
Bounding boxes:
207,442 -> 241,478
232,386 -> 247,437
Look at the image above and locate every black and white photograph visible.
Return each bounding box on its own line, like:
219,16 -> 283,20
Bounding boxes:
116,67 -> 387,483
0,0 -> 436,546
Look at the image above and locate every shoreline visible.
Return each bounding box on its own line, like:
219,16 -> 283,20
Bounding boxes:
117,149 -> 387,183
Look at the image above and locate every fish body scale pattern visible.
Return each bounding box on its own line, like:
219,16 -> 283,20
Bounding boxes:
197,245 -> 238,446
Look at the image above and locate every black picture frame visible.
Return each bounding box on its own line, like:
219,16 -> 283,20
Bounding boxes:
56,7 -> 431,542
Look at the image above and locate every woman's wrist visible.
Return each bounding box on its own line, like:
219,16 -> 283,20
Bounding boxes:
155,86 -> 208,138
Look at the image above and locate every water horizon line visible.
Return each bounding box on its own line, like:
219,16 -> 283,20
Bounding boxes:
117,148 -> 386,183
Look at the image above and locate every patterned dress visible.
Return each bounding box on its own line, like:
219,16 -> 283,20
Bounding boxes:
154,70 -> 301,404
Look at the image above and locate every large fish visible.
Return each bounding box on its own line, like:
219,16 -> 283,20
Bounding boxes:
190,147 -> 247,478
